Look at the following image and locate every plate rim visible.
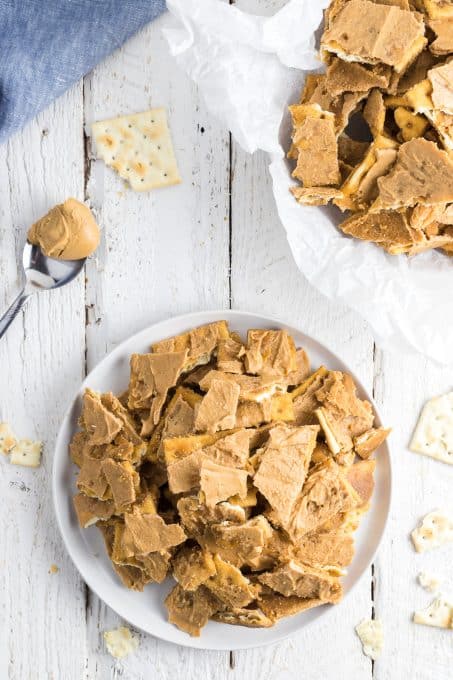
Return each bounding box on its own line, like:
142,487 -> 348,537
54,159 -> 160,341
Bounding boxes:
52,308 -> 392,651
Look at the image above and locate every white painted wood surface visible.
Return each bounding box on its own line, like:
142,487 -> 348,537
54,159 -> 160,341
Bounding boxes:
1,3 -> 452,679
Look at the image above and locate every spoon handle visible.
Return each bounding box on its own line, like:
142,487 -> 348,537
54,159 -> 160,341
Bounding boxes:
0,289 -> 30,339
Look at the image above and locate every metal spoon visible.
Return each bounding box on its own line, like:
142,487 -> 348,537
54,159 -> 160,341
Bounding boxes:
0,242 -> 85,339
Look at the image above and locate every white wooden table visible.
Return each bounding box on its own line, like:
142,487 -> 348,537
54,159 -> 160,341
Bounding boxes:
1,4 -> 452,679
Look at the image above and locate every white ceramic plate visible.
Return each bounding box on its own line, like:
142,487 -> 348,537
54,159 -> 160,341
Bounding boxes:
53,310 -> 391,650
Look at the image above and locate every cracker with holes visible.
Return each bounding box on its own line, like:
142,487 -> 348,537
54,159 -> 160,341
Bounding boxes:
413,597 -> 453,628
9,438 -> 43,467
91,109 -> 181,191
410,391 -> 453,465
411,511 -> 453,553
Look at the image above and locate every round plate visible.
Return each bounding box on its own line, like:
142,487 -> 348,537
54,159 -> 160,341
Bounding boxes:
53,310 -> 391,650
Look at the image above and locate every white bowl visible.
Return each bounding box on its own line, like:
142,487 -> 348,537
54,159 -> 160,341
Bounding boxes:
52,309 -> 391,650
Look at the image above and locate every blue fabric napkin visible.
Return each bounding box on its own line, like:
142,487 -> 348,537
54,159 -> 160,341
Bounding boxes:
0,0 -> 166,144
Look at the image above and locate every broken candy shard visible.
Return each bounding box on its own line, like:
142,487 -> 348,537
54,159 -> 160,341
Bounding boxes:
124,510 -> 186,554
80,388 -> 123,445
321,0 -> 426,73
373,139 -> 453,210
194,379 -> 240,434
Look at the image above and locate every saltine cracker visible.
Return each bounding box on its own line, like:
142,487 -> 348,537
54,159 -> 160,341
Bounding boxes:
92,109 -> 181,191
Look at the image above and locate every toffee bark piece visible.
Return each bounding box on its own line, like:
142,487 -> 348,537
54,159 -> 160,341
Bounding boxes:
124,509 -> 186,554
253,424 -> 319,525
294,527 -> 355,569
337,136 -> 399,212
354,426 -> 391,459
290,186 -> 344,206
326,58 -> 391,97
244,329 -> 297,377
290,105 -> 341,187
80,389 -> 123,445
206,516 -> 273,568
235,393 -> 295,428
373,139 -> 453,210
151,321 -> 230,372
177,496 -> 246,539
73,493 -> 115,527
212,607 -> 273,628
69,430 -> 92,467
101,458 -> 137,511
428,61 -> 453,114
284,348 -> 311,386
258,560 -> 343,602
216,336 -> 245,374
167,450 -> 206,494
100,393 -> 144,447
314,371 -> 374,454
291,367 -> 329,426
194,379 -> 240,434
287,459 -> 359,541
363,90 -> 386,138
205,555 -> 256,609
321,0 -> 426,73
423,0 -> 453,19
429,20 -> 453,55
347,459 -> 376,507
258,593 -> 324,622
172,545 -> 216,591
128,351 -> 187,432
199,370 -> 285,403
199,458 -> 248,507
339,209 -> 417,254
76,456 -> 110,500
165,584 -> 221,637
136,551 -> 171,583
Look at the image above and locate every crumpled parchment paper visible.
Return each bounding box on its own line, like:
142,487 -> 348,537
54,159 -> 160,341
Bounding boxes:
164,0 -> 453,365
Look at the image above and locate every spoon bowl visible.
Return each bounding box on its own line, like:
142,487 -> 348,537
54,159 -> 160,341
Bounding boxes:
22,243 -> 86,292
0,242 -> 86,338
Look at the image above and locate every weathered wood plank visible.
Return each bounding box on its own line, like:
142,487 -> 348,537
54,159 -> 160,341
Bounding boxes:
83,15 -> 231,679
229,144 -> 374,679
373,350 -> 453,680
0,85 -> 86,680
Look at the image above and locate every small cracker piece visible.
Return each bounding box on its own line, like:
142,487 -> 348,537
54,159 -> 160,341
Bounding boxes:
411,510 -> 453,552
418,571 -> 441,593
103,627 -> 139,659
410,391 -> 453,465
0,422 -> 17,454
9,439 -> 43,467
355,619 -> 383,660
92,109 -> 181,191
413,597 -> 453,628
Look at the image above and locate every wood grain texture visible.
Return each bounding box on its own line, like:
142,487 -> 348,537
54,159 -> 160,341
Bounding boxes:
0,86 -> 87,680
83,14 -> 230,680
230,145 -> 374,680
373,350 -> 453,680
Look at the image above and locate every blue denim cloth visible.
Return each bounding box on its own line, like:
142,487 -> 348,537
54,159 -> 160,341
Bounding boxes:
0,0 -> 166,144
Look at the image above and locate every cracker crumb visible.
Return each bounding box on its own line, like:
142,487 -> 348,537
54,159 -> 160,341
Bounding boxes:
103,626 -> 139,659
355,619 -> 383,660
418,571 -> 440,593
9,439 -> 43,467
49,564 -> 59,575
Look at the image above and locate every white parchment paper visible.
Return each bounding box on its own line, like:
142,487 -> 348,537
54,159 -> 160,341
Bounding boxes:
164,0 -> 453,365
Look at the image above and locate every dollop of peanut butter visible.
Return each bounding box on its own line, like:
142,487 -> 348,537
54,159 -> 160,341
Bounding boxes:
27,198 -> 100,260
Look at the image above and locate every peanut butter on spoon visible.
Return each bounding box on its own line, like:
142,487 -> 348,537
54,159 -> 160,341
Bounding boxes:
27,198 -> 100,260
